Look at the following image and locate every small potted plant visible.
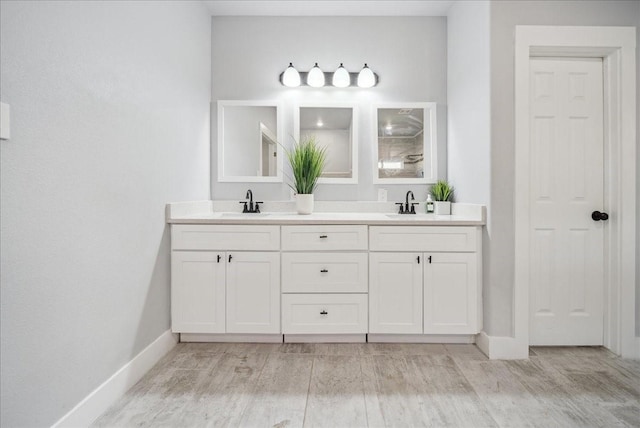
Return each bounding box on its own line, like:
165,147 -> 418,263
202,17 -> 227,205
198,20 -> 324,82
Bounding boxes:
285,135 -> 327,215
430,179 -> 454,215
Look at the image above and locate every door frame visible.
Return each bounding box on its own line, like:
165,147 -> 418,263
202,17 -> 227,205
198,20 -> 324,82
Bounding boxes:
514,26 -> 637,358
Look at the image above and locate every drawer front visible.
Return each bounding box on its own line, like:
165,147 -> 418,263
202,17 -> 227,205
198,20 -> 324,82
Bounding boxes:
282,294 -> 368,334
281,225 -> 368,251
369,226 -> 477,252
282,253 -> 368,293
172,225 -> 280,251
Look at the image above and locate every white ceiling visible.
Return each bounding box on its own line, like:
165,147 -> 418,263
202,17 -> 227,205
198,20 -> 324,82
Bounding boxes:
203,0 -> 455,16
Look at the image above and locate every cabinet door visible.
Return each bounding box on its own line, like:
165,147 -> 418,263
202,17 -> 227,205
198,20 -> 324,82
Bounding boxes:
369,252 -> 423,334
424,252 -> 478,334
226,252 -> 280,334
171,251 -> 225,333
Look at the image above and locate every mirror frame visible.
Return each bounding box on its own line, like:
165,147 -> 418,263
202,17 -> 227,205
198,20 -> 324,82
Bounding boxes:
293,102 -> 359,184
372,102 -> 438,184
217,100 -> 284,183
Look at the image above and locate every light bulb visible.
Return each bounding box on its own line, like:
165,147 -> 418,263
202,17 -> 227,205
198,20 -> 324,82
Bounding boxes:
357,63 -> 375,88
332,63 -> 350,88
307,63 -> 325,88
282,63 -> 300,87
316,119 -> 323,127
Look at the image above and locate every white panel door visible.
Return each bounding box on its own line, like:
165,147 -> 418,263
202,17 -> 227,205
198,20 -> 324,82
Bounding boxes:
226,252 -> 280,334
529,58 -> 604,345
369,252 -> 423,334
424,253 -> 478,334
171,251 -> 225,333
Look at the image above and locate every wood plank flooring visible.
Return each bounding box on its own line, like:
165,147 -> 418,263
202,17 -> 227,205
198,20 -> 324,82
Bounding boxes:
93,344 -> 640,428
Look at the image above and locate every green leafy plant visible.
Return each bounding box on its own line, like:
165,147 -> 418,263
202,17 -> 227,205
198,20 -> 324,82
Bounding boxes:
430,179 -> 455,202
284,135 -> 327,194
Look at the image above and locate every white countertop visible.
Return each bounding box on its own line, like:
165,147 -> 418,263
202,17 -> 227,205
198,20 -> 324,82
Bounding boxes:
166,201 -> 486,226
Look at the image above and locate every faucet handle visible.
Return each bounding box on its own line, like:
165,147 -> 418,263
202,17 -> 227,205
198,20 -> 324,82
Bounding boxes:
254,202 -> 263,213
395,202 -> 404,214
410,202 -> 419,214
239,201 -> 249,213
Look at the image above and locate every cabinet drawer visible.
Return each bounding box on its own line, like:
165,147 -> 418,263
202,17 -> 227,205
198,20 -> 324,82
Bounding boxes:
172,225 -> 280,251
282,294 -> 368,334
282,253 -> 368,293
281,225 -> 367,251
369,226 -> 477,252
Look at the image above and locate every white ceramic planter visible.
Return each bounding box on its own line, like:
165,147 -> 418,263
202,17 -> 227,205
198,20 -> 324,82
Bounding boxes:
296,194 -> 314,215
434,201 -> 451,215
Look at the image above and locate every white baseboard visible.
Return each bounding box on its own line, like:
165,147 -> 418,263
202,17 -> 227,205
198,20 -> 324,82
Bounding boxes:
367,334 -> 475,344
476,331 -> 529,360
52,329 -> 178,428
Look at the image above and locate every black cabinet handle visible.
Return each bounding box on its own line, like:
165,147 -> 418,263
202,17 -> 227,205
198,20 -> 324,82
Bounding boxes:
320,310 -> 328,315
428,256 -> 432,264
320,269 -> 328,273
592,210 -> 609,221
228,254 -> 232,262
417,256 -> 420,264
319,235 -> 328,239
217,255 -> 221,263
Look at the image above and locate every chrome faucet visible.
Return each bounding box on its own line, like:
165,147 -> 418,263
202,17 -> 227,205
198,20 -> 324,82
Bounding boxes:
240,189 -> 262,213
396,190 -> 418,214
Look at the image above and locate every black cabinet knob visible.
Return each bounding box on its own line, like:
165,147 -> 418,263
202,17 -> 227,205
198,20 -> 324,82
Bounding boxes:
320,310 -> 328,315
592,211 -> 609,221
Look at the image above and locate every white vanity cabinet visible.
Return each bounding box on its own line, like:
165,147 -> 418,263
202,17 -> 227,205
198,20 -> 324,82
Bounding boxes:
281,225 -> 369,335
171,225 -> 281,335
369,226 -> 482,335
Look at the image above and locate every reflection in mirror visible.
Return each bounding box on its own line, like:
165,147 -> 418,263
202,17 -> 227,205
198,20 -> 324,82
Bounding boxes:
374,103 -> 437,184
297,105 -> 358,184
217,101 -> 283,183
260,123 -> 277,177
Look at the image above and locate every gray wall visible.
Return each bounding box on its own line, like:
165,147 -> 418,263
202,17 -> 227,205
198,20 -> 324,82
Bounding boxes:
446,0 -> 492,340
0,1 -> 211,426
211,16 -> 447,203
488,0 -> 640,336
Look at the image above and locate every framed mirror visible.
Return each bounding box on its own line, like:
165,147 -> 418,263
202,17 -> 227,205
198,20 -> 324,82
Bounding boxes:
294,103 -> 358,184
217,100 -> 284,182
373,102 -> 437,184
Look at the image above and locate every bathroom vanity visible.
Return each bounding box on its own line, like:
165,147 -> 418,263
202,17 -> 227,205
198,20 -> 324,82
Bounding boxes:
167,201 -> 485,344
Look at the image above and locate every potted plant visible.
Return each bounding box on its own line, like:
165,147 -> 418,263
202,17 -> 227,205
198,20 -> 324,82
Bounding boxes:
285,135 -> 327,214
430,179 -> 454,215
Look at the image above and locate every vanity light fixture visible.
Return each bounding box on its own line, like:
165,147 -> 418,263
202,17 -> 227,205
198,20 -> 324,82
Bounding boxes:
307,63 -> 325,87
279,63 -> 378,88
357,63 -> 376,88
282,63 -> 301,87
316,119 -> 324,127
332,63 -> 351,88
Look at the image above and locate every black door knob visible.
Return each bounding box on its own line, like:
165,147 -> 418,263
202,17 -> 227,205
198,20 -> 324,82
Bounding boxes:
591,211 -> 609,221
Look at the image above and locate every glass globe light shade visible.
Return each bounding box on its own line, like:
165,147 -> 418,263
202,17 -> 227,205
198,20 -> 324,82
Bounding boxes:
307,63 -> 325,88
332,63 -> 350,88
357,63 -> 376,88
282,63 -> 301,87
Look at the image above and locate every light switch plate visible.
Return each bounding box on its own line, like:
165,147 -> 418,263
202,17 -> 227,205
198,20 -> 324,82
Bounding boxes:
0,102 -> 10,140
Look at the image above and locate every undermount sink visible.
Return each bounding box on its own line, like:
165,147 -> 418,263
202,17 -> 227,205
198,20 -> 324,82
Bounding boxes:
220,212 -> 271,218
385,213 -> 433,219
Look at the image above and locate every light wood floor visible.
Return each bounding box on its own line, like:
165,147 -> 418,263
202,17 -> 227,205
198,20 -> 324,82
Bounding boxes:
93,343 -> 640,427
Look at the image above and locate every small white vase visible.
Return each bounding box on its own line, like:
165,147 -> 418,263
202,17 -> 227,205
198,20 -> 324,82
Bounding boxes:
434,201 -> 451,215
296,194 -> 314,215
